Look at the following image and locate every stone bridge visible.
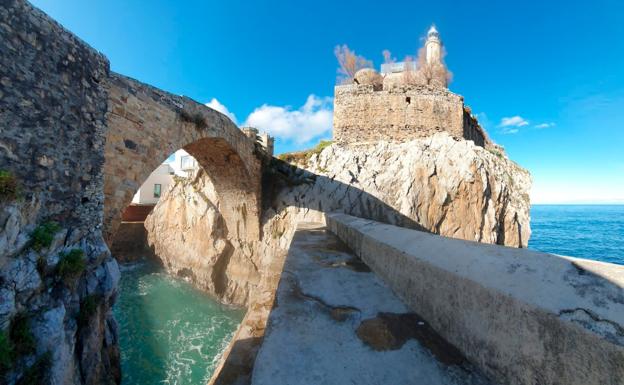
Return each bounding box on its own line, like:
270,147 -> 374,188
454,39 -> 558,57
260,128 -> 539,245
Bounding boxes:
103,74 -> 263,243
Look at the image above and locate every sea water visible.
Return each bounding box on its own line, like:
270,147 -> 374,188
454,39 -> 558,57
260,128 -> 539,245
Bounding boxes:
113,261 -> 244,385
529,204 -> 624,265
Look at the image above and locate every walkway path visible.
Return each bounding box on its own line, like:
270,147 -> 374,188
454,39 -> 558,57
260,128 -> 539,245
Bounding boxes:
251,222 -> 492,385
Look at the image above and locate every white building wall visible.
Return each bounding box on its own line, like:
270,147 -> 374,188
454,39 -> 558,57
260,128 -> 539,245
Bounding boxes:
131,163 -> 174,205
169,149 -> 199,177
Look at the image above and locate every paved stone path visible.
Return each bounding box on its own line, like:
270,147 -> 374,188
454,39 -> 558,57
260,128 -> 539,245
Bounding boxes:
251,222 -> 492,385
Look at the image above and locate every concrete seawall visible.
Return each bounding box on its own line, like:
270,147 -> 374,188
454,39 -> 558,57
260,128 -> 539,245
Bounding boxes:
326,213 -> 624,385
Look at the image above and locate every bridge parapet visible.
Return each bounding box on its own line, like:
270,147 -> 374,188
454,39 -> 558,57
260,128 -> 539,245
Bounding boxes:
327,213 -> 624,385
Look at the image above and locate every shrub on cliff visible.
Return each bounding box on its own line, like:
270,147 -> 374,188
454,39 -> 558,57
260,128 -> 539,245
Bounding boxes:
0,332 -> 11,373
9,314 -> 35,357
29,221 -> 61,251
57,249 -> 86,281
16,351 -> 51,385
77,295 -> 101,327
0,170 -> 20,202
277,140 -> 332,165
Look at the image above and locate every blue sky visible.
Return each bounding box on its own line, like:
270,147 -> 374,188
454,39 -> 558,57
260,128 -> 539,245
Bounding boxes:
31,0 -> 624,204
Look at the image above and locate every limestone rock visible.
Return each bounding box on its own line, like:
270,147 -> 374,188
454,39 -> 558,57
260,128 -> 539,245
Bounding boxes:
31,305 -> 76,385
273,133 -> 531,247
0,288 -> 15,329
144,171 -> 259,305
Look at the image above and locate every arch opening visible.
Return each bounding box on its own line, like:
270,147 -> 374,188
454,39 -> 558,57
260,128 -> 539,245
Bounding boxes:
102,73 -> 262,244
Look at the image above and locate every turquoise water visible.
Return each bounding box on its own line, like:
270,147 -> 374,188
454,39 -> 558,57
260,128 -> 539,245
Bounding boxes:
113,261 -> 244,385
529,205 -> 624,265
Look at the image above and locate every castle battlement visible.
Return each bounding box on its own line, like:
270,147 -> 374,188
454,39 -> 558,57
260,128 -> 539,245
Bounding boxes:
333,25 -> 491,148
333,83 -> 490,148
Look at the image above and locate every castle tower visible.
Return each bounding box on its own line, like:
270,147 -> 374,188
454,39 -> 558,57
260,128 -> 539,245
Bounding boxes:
425,25 -> 442,65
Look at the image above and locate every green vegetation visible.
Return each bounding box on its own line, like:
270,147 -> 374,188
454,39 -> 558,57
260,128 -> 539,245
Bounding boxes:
487,147 -> 504,159
0,170 -> 20,202
1,315 -> 49,380
16,351 -> 51,385
0,332 -> 11,373
271,226 -> 285,239
36,256 -> 47,276
29,222 -> 61,251
277,140 -> 333,165
9,314 -> 35,357
57,249 -> 86,281
178,109 -> 207,130
78,295 -> 101,327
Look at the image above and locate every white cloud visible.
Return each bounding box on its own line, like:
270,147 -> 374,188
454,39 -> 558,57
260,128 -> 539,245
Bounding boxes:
499,116 -> 529,127
534,122 -> 555,129
498,115 -> 529,134
205,98 -> 238,124
244,95 -> 333,144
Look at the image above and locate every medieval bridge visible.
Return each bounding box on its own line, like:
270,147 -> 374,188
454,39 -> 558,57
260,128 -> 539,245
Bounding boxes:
103,73 -> 263,243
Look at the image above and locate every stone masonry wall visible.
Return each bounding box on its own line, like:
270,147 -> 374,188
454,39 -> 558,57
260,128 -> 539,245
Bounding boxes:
333,84 -> 490,148
1,2 -> 120,384
462,109 -> 488,148
0,0 -> 108,231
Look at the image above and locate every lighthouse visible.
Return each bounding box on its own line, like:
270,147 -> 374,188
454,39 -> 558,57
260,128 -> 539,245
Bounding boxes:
425,25 -> 442,65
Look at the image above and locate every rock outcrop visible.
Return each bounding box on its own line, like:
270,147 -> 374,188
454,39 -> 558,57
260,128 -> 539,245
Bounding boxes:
0,200 -> 120,385
270,133 -> 531,248
144,172 -> 259,306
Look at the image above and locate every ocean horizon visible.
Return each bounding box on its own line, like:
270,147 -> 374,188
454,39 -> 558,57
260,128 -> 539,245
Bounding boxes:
529,204 -> 624,265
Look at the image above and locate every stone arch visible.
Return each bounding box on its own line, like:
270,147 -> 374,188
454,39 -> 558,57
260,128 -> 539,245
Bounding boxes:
103,73 -> 262,243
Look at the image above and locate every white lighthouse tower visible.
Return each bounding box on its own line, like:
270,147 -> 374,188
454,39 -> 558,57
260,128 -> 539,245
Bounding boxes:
425,25 -> 442,65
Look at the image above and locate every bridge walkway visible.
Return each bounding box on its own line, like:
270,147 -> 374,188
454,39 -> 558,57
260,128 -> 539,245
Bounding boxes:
251,222 -> 492,385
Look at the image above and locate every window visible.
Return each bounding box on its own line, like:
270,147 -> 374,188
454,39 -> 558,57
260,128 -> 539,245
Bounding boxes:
181,155 -> 195,171
153,184 -> 161,198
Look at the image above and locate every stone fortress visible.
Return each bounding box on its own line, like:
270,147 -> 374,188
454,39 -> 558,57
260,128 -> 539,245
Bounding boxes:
333,26 -> 492,149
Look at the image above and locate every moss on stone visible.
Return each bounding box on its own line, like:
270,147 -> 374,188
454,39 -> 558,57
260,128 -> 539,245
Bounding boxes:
178,109 -> 207,130
0,331 -> 11,373
0,170 -> 20,202
16,351 -> 51,385
57,249 -> 86,281
78,295 -> 101,327
9,313 -> 35,357
487,147 -> 504,159
29,221 -> 61,251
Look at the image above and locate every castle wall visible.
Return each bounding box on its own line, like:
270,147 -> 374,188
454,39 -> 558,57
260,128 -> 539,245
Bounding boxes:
462,109 -> 488,148
333,84 -> 489,148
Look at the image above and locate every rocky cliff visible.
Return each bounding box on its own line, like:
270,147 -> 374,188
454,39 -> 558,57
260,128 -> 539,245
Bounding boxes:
272,133 -> 531,247
1,199 -> 120,385
144,172 -> 259,306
